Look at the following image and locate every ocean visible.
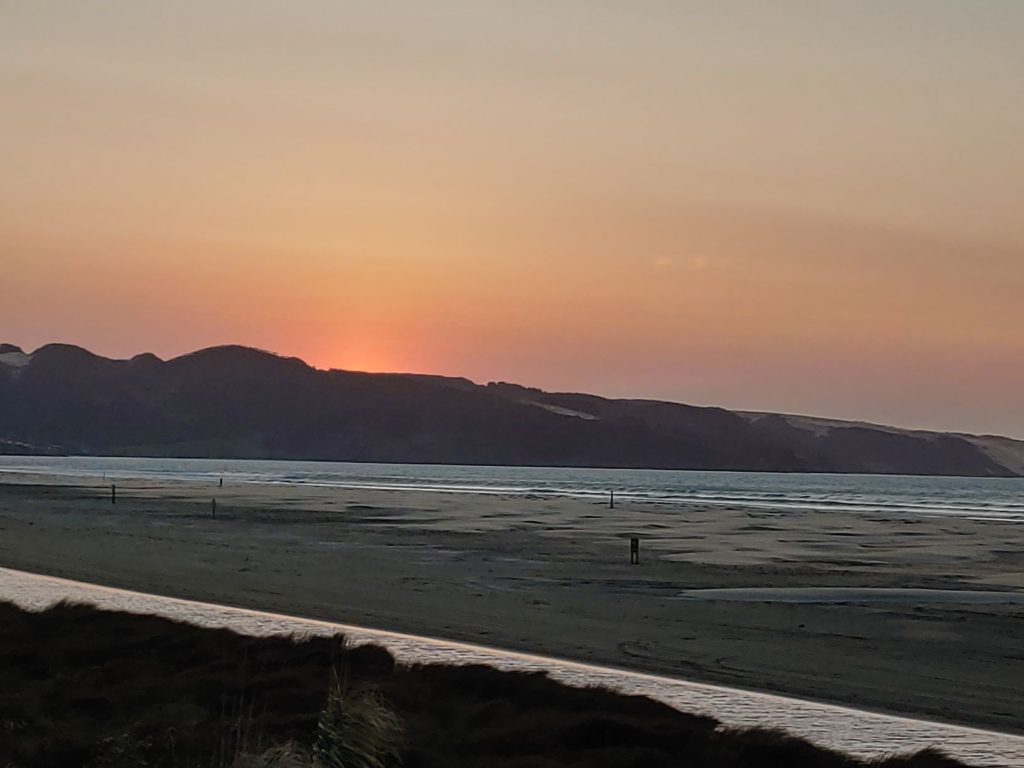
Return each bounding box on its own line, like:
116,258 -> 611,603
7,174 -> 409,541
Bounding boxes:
2,455 -> 1023,521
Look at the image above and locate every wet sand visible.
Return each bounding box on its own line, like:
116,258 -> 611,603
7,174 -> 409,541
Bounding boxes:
1,473 -> 1023,734
678,587 -> 1024,604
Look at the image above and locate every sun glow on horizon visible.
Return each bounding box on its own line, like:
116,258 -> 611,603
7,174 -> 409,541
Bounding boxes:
2,2 -> 1023,436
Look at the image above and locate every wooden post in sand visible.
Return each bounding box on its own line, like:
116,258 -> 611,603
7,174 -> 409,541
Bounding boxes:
630,536 -> 639,565
211,498 -> 217,518
609,490 -> 615,509
219,477 -> 223,488
111,483 -> 116,505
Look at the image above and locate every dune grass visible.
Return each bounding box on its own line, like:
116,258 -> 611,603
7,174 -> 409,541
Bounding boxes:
0,601 -> 970,767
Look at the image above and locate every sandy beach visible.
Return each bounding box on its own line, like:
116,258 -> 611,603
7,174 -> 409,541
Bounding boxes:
1,473 -> 1022,735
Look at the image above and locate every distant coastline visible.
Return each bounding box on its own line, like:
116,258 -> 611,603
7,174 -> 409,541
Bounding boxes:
2,342 -> 1022,477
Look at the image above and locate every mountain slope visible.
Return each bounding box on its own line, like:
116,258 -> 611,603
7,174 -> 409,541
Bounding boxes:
0,343 -> 1020,476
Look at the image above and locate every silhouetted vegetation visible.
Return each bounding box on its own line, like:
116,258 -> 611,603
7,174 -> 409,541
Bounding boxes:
0,601 -> 972,767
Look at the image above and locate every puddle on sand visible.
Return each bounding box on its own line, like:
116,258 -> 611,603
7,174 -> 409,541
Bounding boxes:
678,587 -> 1024,605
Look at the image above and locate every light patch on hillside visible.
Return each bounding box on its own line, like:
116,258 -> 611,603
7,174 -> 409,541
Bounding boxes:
740,411 -> 929,438
0,351 -> 32,369
741,410 -> 1024,476
966,435 -> 1024,476
526,401 -> 599,420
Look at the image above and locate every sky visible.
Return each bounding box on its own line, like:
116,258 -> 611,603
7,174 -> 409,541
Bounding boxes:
2,2 -> 1022,437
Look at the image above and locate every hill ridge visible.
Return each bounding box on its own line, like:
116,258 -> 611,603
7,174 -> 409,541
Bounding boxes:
1,342 -> 1020,476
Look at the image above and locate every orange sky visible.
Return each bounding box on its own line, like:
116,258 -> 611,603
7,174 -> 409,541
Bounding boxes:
2,3 -> 1023,437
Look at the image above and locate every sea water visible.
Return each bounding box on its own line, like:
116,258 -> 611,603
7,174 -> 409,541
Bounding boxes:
2,455 -> 1023,521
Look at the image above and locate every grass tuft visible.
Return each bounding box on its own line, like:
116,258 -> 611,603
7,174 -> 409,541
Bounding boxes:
313,677 -> 401,768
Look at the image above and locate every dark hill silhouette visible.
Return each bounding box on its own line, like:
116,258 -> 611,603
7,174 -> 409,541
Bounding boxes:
1,343 -> 1020,476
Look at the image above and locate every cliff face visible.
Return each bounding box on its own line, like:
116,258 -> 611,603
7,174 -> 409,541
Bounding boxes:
0,343 -> 1019,476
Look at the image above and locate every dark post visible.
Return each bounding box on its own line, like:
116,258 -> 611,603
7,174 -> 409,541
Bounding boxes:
219,477 -> 223,488
111,483 -> 116,505
212,498 -> 217,518
630,536 -> 639,565
609,490 -> 615,509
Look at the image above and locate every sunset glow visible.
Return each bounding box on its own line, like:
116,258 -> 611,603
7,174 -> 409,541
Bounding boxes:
2,2 -> 1022,436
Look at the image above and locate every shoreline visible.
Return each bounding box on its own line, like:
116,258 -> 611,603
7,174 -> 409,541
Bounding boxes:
3,457 -> 1023,520
1,475 -> 1023,735
2,451 -> 1023,480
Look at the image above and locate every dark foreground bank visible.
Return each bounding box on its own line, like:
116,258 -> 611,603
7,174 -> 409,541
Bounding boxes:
0,602 -> 969,768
